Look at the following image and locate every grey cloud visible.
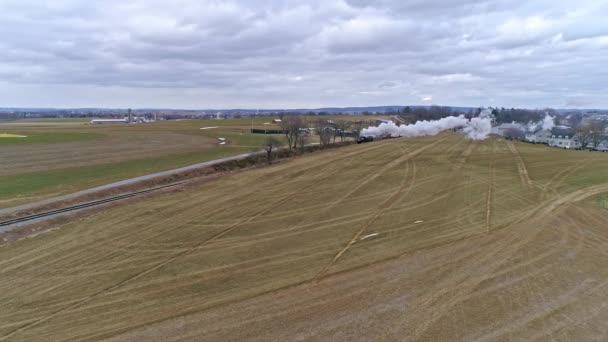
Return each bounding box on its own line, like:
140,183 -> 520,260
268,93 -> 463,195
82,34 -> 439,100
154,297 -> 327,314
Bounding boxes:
0,0 -> 607,108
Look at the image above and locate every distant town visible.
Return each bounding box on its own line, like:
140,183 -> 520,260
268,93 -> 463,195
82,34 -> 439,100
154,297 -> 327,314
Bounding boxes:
1,105 -> 607,121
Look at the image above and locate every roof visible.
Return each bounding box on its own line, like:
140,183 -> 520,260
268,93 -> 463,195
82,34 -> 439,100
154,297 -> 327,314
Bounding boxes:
495,123 -> 524,130
551,127 -> 575,137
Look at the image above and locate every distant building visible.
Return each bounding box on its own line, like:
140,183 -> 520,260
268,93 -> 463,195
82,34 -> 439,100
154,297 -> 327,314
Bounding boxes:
548,134 -> 577,149
525,127 -> 574,147
90,116 -> 151,124
525,129 -> 552,144
90,118 -> 128,124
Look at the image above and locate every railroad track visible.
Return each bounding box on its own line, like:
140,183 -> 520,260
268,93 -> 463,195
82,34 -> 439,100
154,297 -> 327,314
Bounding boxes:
0,182 -> 186,228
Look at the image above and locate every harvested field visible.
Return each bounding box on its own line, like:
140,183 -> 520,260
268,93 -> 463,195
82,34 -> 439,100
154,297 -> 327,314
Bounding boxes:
2,134 -> 608,341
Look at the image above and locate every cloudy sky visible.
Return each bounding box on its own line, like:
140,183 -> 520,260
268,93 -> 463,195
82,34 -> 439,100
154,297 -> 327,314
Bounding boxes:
0,0 -> 607,109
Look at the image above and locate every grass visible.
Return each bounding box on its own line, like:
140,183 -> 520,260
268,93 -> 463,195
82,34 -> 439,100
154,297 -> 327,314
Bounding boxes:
0,146 -> 256,207
597,194 -> 608,209
2,135 -> 608,341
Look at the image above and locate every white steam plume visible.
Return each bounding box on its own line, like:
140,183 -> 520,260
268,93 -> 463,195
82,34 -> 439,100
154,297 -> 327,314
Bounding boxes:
361,115 -> 493,140
527,114 -> 555,131
541,114 -> 555,131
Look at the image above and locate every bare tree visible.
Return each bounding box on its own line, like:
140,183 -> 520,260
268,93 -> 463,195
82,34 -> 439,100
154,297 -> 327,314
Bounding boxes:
263,136 -> 282,165
279,116 -> 304,151
576,125 -> 594,149
297,131 -> 309,154
568,113 -> 584,130
590,121 -> 607,149
315,120 -> 333,147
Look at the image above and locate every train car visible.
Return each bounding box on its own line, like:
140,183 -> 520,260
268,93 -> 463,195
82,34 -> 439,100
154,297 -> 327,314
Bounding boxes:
357,136 -> 375,144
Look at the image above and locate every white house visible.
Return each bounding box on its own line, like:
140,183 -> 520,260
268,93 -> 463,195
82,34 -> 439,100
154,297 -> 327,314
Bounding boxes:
525,129 -> 552,143
548,134 -> 577,149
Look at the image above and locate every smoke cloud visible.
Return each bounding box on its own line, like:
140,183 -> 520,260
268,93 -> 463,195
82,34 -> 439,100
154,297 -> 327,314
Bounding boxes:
527,114 -> 555,131
541,114 -> 555,131
361,115 -> 493,140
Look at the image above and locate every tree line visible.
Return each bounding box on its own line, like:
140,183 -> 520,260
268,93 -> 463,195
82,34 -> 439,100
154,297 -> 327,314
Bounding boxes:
262,117 -> 376,164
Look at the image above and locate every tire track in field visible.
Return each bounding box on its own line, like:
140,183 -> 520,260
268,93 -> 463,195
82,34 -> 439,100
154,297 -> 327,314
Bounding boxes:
0,143 -> 390,341
391,183 -> 608,341
396,218 -> 550,341
389,168 -> 608,340
199,141 -> 394,218
486,160 -> 495,233
294,141 -> 413,222
1,139 -> 434,340
485,139 -> 496,233
94,184 -> 608,340
454,140 -> 476,170
313,138 -> 443,282
506,140 -> 532,187
550,158 -> 595,192
431,139 -> 539,208
471,278 -> 608,342
312,159 -> 414,282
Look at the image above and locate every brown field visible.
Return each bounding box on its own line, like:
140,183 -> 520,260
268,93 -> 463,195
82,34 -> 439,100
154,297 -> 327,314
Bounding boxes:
2,134 -> 608,341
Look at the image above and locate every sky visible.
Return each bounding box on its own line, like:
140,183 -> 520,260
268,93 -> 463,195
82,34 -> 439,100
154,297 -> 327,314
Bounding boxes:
0,0 -> 607,109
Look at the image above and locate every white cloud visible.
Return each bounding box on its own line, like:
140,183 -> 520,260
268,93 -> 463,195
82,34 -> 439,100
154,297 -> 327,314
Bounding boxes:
431,73 -> 480,83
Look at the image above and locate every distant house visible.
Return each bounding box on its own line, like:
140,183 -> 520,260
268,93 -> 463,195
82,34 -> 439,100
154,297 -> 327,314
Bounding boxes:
548,134 -> 577,149
525,129 -> 552,143
525,127 -> 578,149
548,127 -> 577,149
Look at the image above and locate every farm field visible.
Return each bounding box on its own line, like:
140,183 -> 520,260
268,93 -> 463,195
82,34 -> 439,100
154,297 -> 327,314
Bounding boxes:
0,118 -> 276,207
0,115 -> 375,208
2,134 -> 608,341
